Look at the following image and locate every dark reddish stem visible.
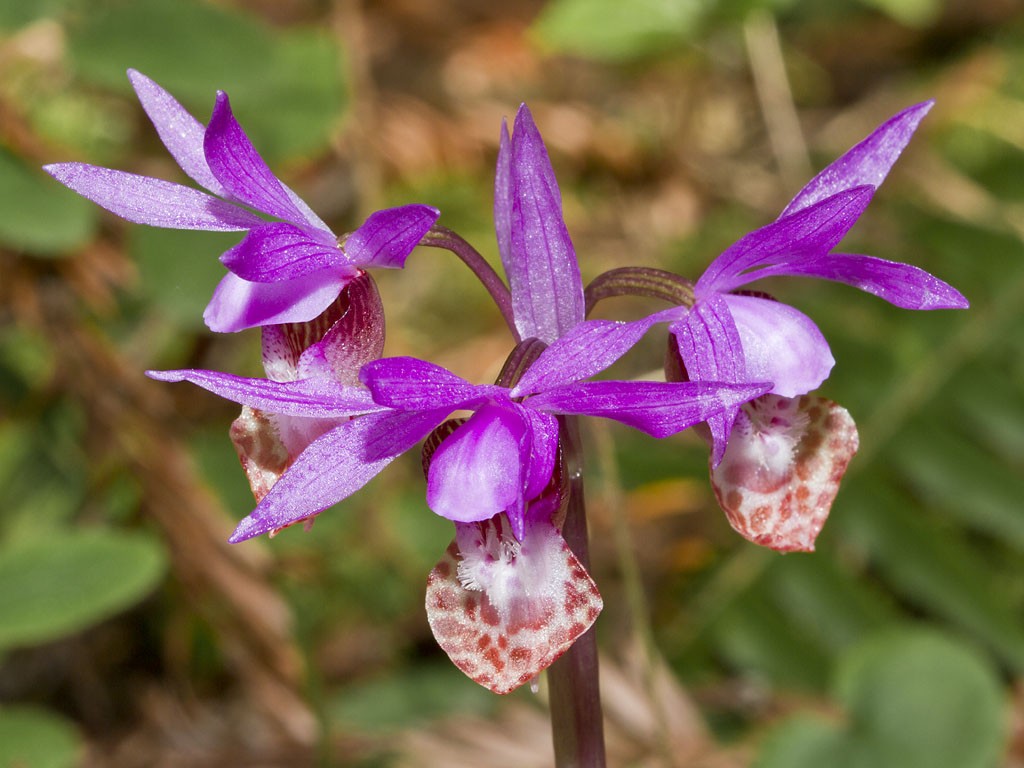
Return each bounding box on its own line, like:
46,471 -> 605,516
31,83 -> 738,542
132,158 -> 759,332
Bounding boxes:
548,416 -> 606,768
420,225 -> 519,340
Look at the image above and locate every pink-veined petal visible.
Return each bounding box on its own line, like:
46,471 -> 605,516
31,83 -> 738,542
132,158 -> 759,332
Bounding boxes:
204,270 -> 346,333
43,163 -> 262,231
781,101 -> 933,218
204,91 -> 315,227
343,204 -> 440,269
127,69 -> 226,196
527,379 -> 769,438
145,368 -> 387,418
711,394 -> 859,552
512,308 -> 682,397
360,357 -> 500,412
507,104 -> 585,343
671,296 -> 748,464
425,513 -> 602,694
745,253 -> 969,310
229,408 -> 449,542
698,187 -> 874,294
722,293 -> 834,398
426,404 -> 530,525
221,221 -> 344,282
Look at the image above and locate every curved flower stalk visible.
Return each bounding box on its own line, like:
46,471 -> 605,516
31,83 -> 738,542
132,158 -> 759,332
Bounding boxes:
44,69 -> 438,332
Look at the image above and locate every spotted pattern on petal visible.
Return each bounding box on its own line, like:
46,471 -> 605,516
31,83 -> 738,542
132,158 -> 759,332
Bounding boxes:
710,394 -> 858,552
230,406 -> 290,503
425,513 -> 602,694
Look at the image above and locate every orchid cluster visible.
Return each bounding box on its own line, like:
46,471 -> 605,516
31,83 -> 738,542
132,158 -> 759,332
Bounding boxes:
47,72 -> 967,699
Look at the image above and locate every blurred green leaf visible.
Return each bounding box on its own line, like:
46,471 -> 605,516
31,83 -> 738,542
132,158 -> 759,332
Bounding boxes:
0,706 -> 81,768
66,0 -> 346,162
756,628 -> 1005,768
0,0 -> 75,31
0,150 -> 96,255
532,0 -> 706,61
0,530 -> 167,650
855,0 -> 942,27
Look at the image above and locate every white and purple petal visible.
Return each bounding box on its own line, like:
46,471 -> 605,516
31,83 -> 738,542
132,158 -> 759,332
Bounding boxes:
722,293 -> 834,398
43,164 -> 263,231
204,270 -> 348,333
781,101 -> 933,218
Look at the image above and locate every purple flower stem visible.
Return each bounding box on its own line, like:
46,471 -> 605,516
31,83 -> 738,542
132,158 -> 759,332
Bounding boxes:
421,225 -> 519,339
584,266 -> 695,316
548,415 -> 607,768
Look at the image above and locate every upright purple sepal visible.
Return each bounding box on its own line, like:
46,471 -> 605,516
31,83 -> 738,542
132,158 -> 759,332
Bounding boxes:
781,101 -> 933,218
344,204 -> 440,269
506,104 -> 585,343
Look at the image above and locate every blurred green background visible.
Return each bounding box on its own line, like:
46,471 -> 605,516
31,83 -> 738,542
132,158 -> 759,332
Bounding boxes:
1,0 -> 1022,766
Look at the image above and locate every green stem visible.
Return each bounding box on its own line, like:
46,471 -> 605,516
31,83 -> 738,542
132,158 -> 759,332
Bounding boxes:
548,416 -> 606,768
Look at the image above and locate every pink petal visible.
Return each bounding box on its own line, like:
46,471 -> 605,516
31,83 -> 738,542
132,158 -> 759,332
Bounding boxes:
204,91 -> 316,227
426,405 -> 530,524
360,357 -> 499,411
127,69 -> 225,196
425,513 -> 602,694
221,222 -> 345,282
494,118 -> 513,269
711,394 -> 859,552
722,293 -> 834,398
204,270 -> 346,333
43,163 -> 262,231
781,101 -> 933,218
343,204 -> 440,269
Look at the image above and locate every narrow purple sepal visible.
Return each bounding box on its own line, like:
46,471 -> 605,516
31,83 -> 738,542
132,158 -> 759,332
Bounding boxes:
512,308 -> 683,397
722,294 -> 835,398
426,404 -> 530,525
204,271 -> 346,332
507,104 -> 585,343
204,91 -> 314,227
672,296 -> 748,464
527,379 -> 770,438
781,101 -> 934,218
755,253 -> 970,309
43,163 -> 263,231
127,69 -> 225,196
520,408 -> 559,505
145,368 -> 388,417
221,222 -> 345,282
360,357 -> 503,412
494,118 -> 513,270
229,409 -> 449,542
344,204 -> 440,269
698,187 -> 874,295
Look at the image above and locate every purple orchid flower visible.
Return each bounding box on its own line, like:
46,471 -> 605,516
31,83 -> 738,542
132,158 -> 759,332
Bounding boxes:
521,101 -> 968,467
44,69 -> 438,332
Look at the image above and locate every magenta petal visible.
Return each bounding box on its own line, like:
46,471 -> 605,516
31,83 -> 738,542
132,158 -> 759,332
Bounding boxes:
344,204 -> 440,269
43,164 -> 262,231
427,404 -> 529,524
520,409 -> 559,510
127,69 -> 225,196
145,368 -> 387,417
512,308 -> 682,397
781,101 -> 933,218
507,104 -> 585,344
360,357 -> 500,411
204,91 -> 312,226
221,222 -> 346,282
723,294 -> 834,398
758,253 -> 969,310
672,296 -> 748,463
699,187 -> 874,294
204,271 -> 345,333
230,409 -> 448,542
527,379 -> 769,438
